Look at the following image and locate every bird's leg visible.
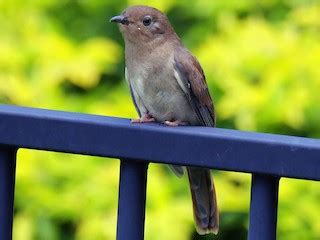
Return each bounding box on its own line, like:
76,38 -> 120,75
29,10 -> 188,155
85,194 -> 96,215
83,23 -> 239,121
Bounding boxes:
164,120 -> 188,127
131,113 -> 155,123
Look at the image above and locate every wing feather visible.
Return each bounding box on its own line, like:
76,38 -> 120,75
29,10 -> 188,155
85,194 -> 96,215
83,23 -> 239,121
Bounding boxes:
125,67 -> 147,117
173,47 -> 216,127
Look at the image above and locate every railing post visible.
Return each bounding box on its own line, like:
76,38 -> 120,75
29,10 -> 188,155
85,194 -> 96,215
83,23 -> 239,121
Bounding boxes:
116,159 -> 148,240
0,146 -> 17,240
248,174 -> 279,240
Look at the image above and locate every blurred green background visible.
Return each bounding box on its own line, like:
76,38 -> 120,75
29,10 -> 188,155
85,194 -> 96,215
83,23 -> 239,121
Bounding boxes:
1,0 -> 320,239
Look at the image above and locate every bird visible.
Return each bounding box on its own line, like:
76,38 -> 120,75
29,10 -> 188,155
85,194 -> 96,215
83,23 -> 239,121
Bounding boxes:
110,5 -> 219,235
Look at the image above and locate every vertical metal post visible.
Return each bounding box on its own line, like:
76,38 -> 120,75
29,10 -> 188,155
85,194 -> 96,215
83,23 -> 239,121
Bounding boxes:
248,174 -> 279,240
116,159 -> 148,240
0,147 -> 17,240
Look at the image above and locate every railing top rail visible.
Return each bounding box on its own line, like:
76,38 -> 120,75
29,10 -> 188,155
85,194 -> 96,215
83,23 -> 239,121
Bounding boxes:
0,104 -> 319,180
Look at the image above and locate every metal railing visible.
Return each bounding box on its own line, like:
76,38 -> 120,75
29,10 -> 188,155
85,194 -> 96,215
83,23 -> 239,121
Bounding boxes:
0,104 -> 319,240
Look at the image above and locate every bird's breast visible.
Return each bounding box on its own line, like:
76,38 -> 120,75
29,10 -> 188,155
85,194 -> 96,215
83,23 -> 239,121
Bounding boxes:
127,62 -> 198,124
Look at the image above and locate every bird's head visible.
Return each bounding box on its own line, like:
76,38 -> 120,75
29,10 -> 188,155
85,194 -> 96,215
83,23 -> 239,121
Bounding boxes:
110,6 -> 176,45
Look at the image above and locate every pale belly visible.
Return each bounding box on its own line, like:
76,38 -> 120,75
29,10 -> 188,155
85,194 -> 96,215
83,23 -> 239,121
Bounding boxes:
130,74 -> 198,124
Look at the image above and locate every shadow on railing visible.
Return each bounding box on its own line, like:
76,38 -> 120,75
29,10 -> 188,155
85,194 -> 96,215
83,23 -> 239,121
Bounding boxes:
0,104 -> 319,240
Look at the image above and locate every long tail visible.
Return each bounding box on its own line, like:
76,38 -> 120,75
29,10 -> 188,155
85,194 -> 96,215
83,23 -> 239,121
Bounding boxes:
187,167 -> 219,235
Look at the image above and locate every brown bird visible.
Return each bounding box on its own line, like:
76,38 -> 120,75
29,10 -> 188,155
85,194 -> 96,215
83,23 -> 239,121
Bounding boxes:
110,5 -> 219,235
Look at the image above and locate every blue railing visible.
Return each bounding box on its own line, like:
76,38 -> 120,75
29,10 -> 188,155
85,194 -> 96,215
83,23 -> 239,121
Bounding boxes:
0,104 -> 319,240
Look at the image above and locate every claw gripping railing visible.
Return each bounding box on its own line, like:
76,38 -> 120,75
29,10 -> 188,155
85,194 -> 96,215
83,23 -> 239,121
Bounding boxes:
0,104 -> 319,240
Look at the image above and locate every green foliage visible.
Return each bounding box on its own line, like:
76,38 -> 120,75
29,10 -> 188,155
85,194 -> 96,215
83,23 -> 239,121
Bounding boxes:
0,0 -> 319,239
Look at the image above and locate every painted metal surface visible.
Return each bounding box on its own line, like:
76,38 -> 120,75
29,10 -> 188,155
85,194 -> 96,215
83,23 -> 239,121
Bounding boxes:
0,104 -> 319,240
116,160 -> 148,240
248,175 -> 279,240
0,104 -> 319,180
0,147 -> 17,240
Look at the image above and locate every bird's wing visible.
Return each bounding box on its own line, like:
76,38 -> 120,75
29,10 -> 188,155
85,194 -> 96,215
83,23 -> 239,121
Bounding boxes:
129,84 -> 142,117
125,67 -> 146,117
173,47 -> 216,127
168,165 -> 185,177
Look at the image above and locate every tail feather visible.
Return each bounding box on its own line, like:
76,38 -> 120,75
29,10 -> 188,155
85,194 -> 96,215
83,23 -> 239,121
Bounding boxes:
187,167 -> 219,235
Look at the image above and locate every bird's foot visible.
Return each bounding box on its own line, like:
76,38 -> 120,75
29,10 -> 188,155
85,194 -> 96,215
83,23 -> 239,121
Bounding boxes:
164,120 -> 187,127
131,113 -> 155,123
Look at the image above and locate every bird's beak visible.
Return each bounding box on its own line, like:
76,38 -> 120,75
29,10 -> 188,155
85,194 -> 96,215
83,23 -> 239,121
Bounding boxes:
109,15 -> 129,25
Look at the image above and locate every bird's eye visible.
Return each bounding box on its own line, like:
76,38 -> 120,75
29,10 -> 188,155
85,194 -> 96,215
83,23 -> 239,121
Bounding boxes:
143,16 -> 152,26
